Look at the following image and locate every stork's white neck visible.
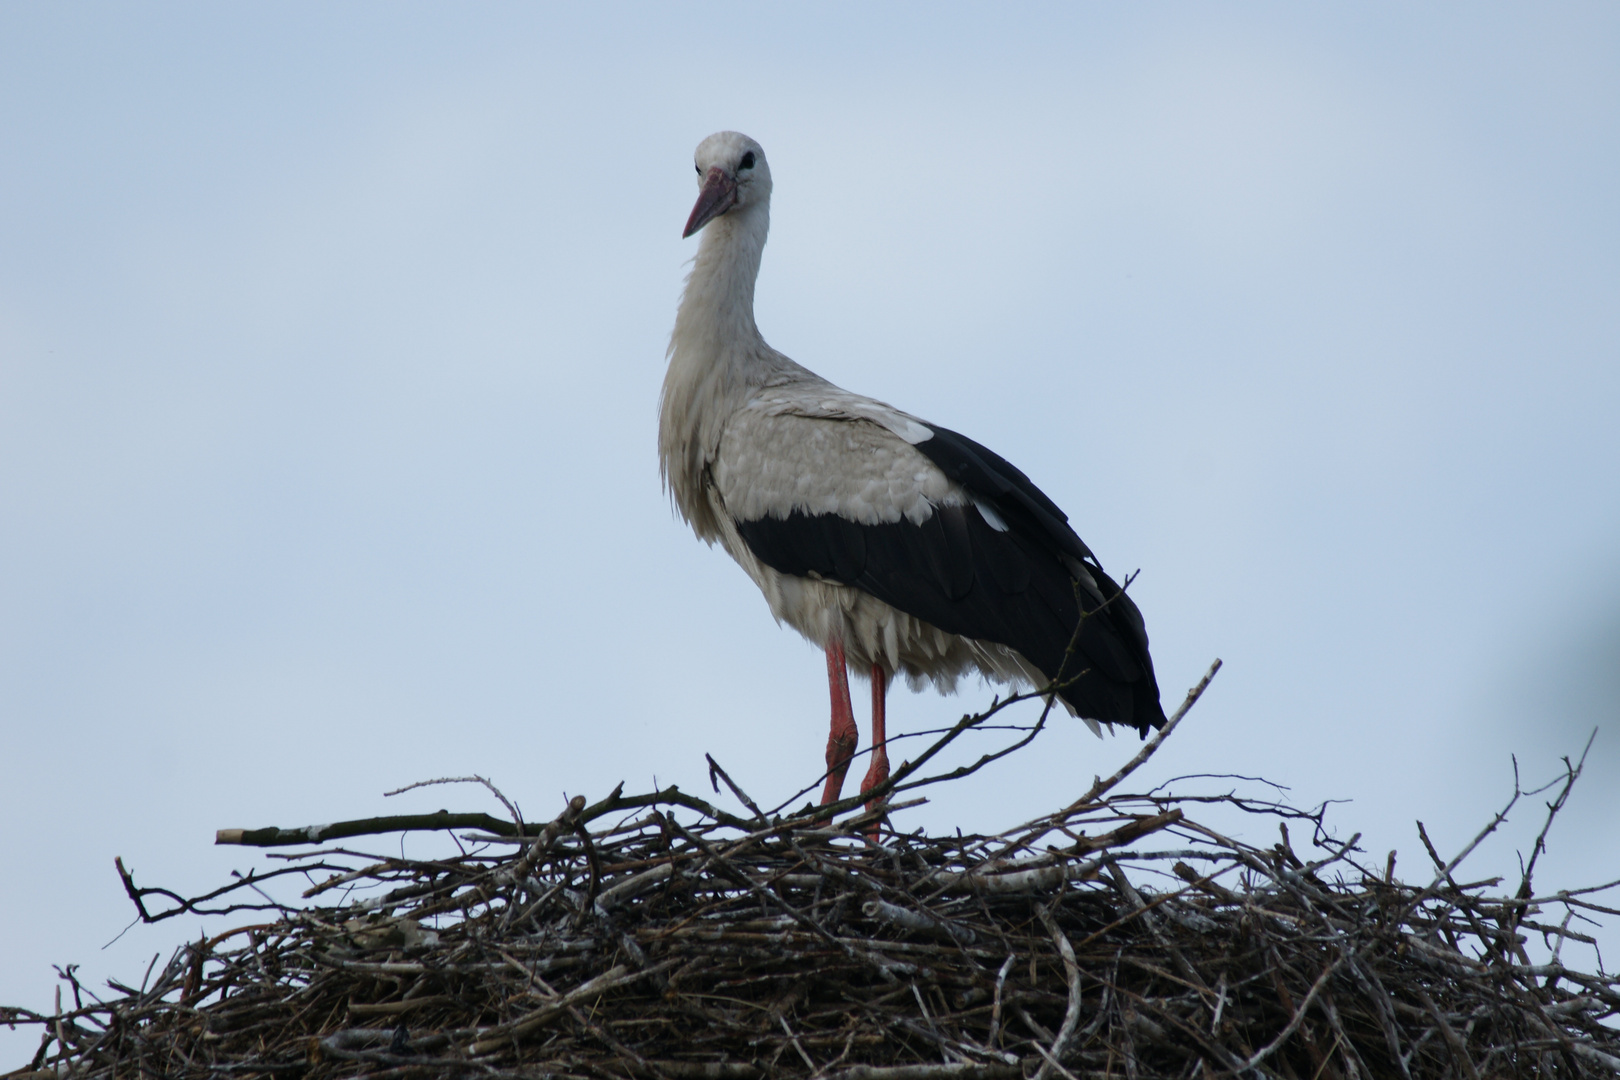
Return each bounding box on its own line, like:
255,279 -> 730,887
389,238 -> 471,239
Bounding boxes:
660,201 -> 776,538
676,206 -> 769,353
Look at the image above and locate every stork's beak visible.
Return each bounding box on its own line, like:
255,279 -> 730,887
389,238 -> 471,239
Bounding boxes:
683,166 -> 738,238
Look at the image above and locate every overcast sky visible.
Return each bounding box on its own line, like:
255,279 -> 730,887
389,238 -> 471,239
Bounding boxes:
3,4 -> 1618,1062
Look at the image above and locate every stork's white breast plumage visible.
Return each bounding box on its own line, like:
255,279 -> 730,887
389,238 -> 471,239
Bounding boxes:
659,131 -> 1165,814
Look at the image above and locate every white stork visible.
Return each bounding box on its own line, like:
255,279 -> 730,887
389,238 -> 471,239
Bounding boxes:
659,131 -> 1165,813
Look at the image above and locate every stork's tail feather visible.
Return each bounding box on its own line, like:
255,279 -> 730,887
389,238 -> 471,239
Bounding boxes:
1051,571 -> 1167,738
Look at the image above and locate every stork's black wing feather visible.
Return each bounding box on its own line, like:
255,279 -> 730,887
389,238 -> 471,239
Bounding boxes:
734,422 -> 1166,734
911,425 -> 1095,565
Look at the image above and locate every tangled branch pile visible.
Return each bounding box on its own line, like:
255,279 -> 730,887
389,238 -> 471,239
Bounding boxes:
5,671 -> 1619,1079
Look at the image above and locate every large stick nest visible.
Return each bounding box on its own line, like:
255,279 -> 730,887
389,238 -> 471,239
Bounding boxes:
5,668 -> 1619,1079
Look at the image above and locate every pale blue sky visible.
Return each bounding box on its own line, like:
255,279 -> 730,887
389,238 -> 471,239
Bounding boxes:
3,5 -> 1618,1059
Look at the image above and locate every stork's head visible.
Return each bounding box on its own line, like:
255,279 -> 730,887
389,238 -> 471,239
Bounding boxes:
683,131 -> 771,238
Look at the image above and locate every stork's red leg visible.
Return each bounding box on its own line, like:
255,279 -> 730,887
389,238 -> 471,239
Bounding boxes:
859,664 -> 891,828
819,640 -> 858,806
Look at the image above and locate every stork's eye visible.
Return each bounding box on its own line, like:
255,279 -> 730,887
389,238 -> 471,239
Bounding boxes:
739,151 -> 756,170
695,164 -> 701,175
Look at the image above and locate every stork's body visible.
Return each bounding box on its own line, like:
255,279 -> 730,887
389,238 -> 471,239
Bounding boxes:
660,132 -> 1166,812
